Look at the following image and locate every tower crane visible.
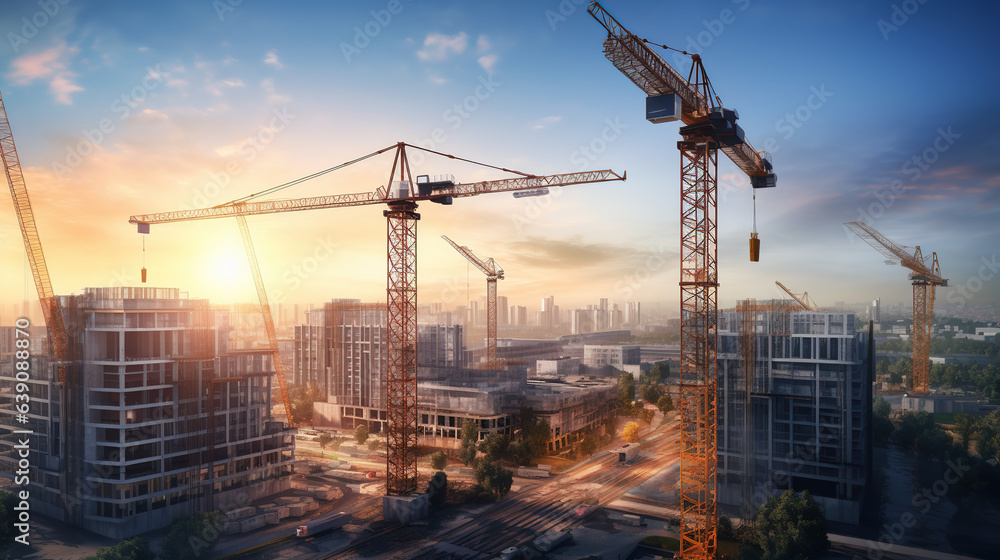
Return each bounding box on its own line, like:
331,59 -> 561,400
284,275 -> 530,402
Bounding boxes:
130,141 -> 624,496
775,281 -> 818,311
844,221 -> 946,395
0,90 -> 70,381
441,235 -> 504,368
588,4 -> 777,558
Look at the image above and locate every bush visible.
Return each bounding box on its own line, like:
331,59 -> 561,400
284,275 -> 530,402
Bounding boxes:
354,424 -> 369,445
83,537 -> 155,560
160,512 -> 224,560
458,442 -> 478,466
473,459 -> 513,501
622,421 -> 640,443
656,394 -> 674,414
430,451 -> 448,471
367,438 -> 381,453
427,471 -> 447,507
756,490 -> 829,560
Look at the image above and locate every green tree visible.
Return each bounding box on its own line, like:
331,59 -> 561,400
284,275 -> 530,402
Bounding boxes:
977,411 -> 1000,461
458,442 -> 478,466
639,383 -> 664,404
872,395 -> 893,446
430,450 -> 448,471
622,421 -> 640,443
318,432 -> 332,454
896,410 -> 954,459
579,432 -> 598,456
618,371 -> 636,405
756,490 -> 830,560
160,511 -> 225,560
473,460 -> 513,501
479,433 -> 510,462
367,437 -> 381,452
656,394 -> 674,414
639,407 -> 654,426
289,384 -> 322,426
83,537 -> 155,560
519,408 -> 551,458
354,423 -> 369,445
461,418 -> 480,447
639,363 -> 669,386
507,439 -> 533,466
717,516 -> 735,541
953,413 -> 977,453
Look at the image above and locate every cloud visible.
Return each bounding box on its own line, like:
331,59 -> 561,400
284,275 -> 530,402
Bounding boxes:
6,43 -> 83,104
477,54 -> 498,73
416,32 -> 468,61
532,116 -> 562,130
476,35 -> 491,53
261,78 -> 290,104
263,50 -> 283,69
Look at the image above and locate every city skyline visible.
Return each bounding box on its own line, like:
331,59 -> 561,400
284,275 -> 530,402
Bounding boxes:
1,1 -> 998,317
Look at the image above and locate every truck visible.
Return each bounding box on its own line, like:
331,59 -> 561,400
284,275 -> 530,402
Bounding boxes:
296,511 -> 350,538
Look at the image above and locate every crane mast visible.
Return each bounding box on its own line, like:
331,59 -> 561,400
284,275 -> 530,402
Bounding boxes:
132,142 -> 624,497
844,221 -> 946,394
442,235 -> 504,368
588,3 -> 776,557
0,90 -> 69,381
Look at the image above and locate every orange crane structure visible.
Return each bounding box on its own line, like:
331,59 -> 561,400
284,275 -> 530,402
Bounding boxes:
844,221 -> 946,395
130,142 -> 624,496
775,280 -> 818,311
441,235 -> 504,368
0,90 -> 70,380
588,4 -> 776,558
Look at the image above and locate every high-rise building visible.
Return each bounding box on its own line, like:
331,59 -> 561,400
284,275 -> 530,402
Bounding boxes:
625,301 -> 641,326
540,296 -> 556,328
510,305 -> 528,326
319,299 -> 387,431
418,324 -> 465,369
292,308 -> 328,392
0,287 -> 295,539
496,295 -> 509,326
717,301 -> 871,524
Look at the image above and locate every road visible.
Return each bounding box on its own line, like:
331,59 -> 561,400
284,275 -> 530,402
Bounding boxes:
320,419 -> 681,559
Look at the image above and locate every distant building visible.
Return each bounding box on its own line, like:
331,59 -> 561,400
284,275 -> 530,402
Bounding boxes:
625,302 -> 641,327
0,287 -> 295,539
583,344 -> 641,370
717,301 -> 871,524
536,356 -> 581,377
417,324 -> 465,369
509,305 -> 528,326
292,308 -> 327,392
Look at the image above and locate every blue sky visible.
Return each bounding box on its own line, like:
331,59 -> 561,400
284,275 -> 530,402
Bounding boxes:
0,0 -> 997,317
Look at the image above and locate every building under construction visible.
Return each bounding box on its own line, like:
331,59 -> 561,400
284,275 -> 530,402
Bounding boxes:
0,287 -> 295,539
716,300 -> 872,524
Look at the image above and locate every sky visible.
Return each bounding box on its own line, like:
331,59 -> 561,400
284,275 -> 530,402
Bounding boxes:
0,0 -> 998,319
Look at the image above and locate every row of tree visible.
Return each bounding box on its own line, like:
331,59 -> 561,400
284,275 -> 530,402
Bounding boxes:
876,357 -> 1000,401
877,335 -> 1000,358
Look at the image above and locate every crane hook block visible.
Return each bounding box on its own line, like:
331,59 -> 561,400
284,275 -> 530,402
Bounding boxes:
749,232 -> 760,262
141,267 -> 147,283
137,223 -> 150,234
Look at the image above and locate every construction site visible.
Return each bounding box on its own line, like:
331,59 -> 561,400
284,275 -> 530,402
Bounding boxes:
1,1 -> 992,559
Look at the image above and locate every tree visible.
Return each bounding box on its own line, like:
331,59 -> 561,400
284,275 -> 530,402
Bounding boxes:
458,442 -> 478,466
756,490 -> 830,560
354,423 -> 369,445
479,433 -> 510,462
639,363 -> 670,386
872,395 -> 893,446
461,418 -> 480,447
639,383 -> 664,404
656,394 -> 674,414
160,511 -> 225,560
896,410 -> 954,460
289,384 -> 322,426
622,421 -> 640,443
977,410 -> 1000,462
639,407 -> 654,426
318,432 -> 332,454
83,537 -> 155,560
953,413 -> 977,453
519,408 -> 551,459
473,459 -> 513,501
427,471 -> 447,507
717,516 -> 735,541
367,437 -> 382,452
579,432 -> 598,456
430,450 -> 448,471
618,371 -> 636,405
507,439 -> 533,466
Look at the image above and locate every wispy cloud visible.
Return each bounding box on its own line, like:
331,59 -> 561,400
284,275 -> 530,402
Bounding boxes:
532,115 -> 562,130
476,35 -> 491,53
416,32 -> 468,61
6,43 -> 83,104
478,54 -> 498,73
263,49 -> 283,69
261,78 -> 290,104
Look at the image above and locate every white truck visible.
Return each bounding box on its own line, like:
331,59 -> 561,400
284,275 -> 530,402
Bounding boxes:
296,511 -> 350,538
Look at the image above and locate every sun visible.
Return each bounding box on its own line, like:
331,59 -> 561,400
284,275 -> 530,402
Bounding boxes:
206,251 -> 249,299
